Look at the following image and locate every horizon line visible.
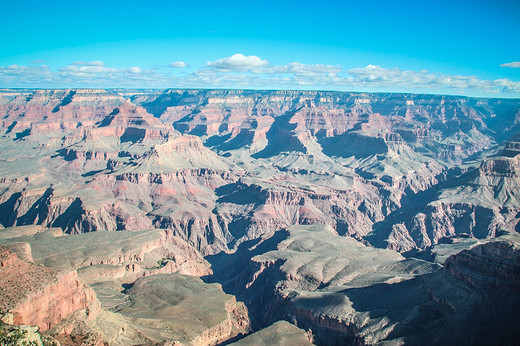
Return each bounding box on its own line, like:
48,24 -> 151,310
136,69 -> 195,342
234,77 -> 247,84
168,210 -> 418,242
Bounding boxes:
1,87 -> 519,101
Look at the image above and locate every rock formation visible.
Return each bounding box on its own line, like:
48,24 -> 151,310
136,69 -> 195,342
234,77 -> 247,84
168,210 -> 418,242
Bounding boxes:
0,226 -> 249,345
230,320 -> 313,345
1,89 -> 519,255
1,88 -> 520,344
209,224 -> 520,345
105,274 -> 250,345
0,245 -> 98,331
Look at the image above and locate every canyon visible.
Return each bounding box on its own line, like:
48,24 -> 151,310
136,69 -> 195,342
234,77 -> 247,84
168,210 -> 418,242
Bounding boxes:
0,88 -> 519,344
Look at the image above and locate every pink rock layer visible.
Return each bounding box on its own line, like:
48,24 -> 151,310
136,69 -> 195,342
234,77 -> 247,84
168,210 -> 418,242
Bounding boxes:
0,246 -> 97,331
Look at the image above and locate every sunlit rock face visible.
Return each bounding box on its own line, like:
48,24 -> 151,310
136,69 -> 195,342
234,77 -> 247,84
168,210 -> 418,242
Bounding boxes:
1,89 -> 519,254
0,89 -> 519,344
0,245 -> 98,331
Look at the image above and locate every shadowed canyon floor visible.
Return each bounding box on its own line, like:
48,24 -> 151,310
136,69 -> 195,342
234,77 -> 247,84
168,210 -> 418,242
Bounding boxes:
0,89 -> 520,344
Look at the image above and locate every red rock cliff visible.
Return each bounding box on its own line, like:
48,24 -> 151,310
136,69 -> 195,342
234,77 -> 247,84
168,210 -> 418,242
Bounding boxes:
0,246 -> 98,331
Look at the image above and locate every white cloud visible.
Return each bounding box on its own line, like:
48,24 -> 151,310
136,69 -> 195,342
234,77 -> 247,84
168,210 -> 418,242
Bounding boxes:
59,62 -> 118,76
189,63 -> 520,95
193,61 -> 343,89
345,65 -> 520,93
253,62 -> 341,76
501,62 -> 520,68
0,62 -> 173,88
188,62 -> 341,90
58,62 -> 146,78
1,60 -> 520,96
206,54 -> 268,70
0,64 -> 54,85
169,61 -> 188,68
128,66 -> 142,73
71,61 -> 106,66
57,63 -> 172,87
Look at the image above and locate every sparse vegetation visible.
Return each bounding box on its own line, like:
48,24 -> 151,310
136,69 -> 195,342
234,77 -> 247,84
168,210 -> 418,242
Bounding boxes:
0,321 -> 58,346
0,325 -> 37,346
41,334 -> 59,346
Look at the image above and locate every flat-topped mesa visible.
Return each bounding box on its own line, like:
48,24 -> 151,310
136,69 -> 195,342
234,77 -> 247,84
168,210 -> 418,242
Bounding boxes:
499,133 -> 520,157
477,133 -> 520,177
479,156 -> 520,177
143,135 -> 229,167
0,227 -> 212,285
88,100 -> 174,142
0,246 -> 98,331
444,239 -> 520,291
231,320 -> 313,346
107,136 -> 233,174
155,134 -> 206,152
94,273 -> 251,345
0,89 -> 126,134
99,101 -> 163,128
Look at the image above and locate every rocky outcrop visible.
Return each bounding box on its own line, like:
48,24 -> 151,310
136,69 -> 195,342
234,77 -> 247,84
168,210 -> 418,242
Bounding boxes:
479,156 -> 520,177
444,238 -> 520,291
0,227 -> 212,284
0,246 -> 98,331
381,141 -> 520,252
192,297 -> 251,346
100,273 -> 251,345
208,225 -> 520,345
231,320 -> 313,346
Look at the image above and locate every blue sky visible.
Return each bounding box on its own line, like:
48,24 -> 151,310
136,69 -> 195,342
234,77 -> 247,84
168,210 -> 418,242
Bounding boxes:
1,0 -> 520,97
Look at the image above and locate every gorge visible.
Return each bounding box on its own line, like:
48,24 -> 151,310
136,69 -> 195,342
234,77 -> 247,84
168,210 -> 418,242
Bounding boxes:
0,88 -> 519,345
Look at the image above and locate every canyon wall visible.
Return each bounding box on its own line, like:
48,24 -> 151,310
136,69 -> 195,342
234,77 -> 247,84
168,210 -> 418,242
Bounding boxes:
1,89 -> 519,255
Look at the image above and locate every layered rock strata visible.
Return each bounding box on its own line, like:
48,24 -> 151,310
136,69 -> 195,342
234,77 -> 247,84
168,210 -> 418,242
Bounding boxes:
1,89 -> 519,254
209,224 -> 520,345
0,246 -> 98,331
